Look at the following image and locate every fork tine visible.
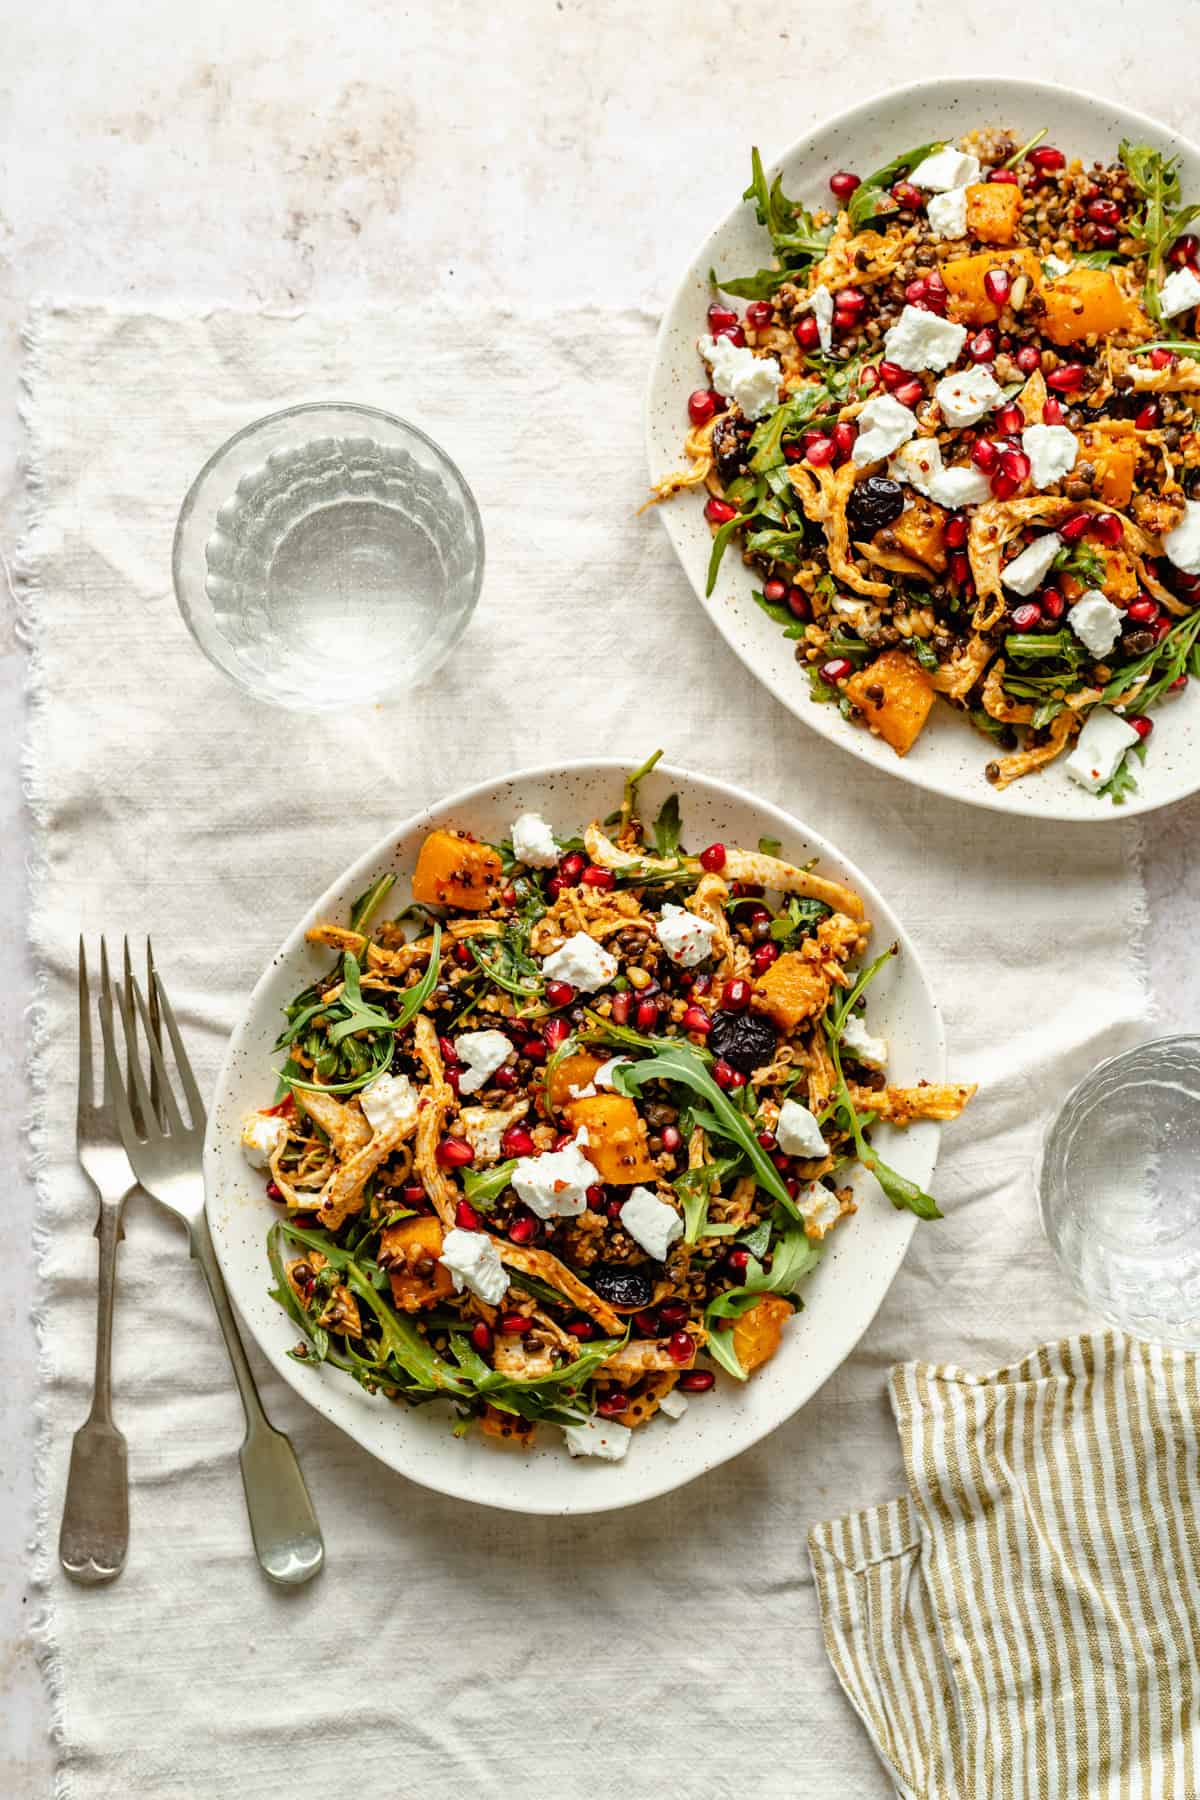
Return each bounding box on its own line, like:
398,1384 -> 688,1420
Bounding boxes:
120,968 -> 185,1136
123,937 -> 144,1138
77,937 -> 95,1123
146,938 -> 165,1129
145,945 -> 206,1130
97,938 -> 142,1154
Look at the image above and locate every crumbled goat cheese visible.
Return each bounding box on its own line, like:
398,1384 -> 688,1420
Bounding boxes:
1065,707 -> 1140,793
840,1013 -> 887,1071
510,811 -> 558,868
618,1186 -> 684,1261
775,1098 -> 828,1160
927,186 -> 969,240
563,1417 -> 632,1460
454,1029 -> 515,1096
1158,265 -> 1200,319
1021,424 -> 1079,489
438,1229 -> 510,1305
512,1130 -> 595,1218
1164,499 -> 1200,575
934,365 -> 1002,428
1001,533 -> 1062,596
359,1072 -> 420,1136
699,334 -> 782,422
240,1110 -> 288,1170
883,305 -> 968,373
1068,593 -> 1123,658
908,146 -> 982,191
852,393 -> 918,467
541,932 -> 619,994
655,904 -> 720,968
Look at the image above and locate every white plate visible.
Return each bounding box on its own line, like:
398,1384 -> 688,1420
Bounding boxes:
646,77 -> 1200,822
206,762 -> 945,1515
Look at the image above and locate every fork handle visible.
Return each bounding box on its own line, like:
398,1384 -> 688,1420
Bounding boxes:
60,1197 -> 129,1584
188,1213 -> 324,1586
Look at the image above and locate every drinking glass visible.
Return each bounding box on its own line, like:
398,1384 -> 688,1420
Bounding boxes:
1038,1035 -> 1200,1348
173,403 -> 485,710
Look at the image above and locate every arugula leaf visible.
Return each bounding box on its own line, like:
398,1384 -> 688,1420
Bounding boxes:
1004,629 -> 1088,666
462,1159 -> 518,1209
715,148 -> 834,297
823,1024 -> 941,1221
752,588 -> 806,640
706,511 -> 754,597
326,953 -> 396,1045
968,707 -> 1012,744
1103,608 -> 1200,713
653,792 -> 682,857
348,873 -> 396,934
612,1041 -> 795,1212
394,922 -> 443,1028
711,264 -> 790,301
1052,541 -> 1107,589
748,385 -> 830,473
1119,140 -> 1200,318
1074,249 -> 1122,269
281,1041 -> 394,1096
1099,739 -> 1148,805
848,139 -> 944,230
1130,339 -> 1200,357
757,834 -> 781,857
744,526 -> 809,565
1003,127 -> 1047,170
911,639 -> 940,673
673,1153 -> 744,1244
469,926 -> 542,1001
769,893 -> 831,946
703,1222 -> 822,1379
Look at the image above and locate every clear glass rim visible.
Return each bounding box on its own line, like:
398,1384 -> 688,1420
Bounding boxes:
171,400 -> 486,710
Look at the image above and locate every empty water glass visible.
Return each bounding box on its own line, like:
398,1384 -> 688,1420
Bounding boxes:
1039,1036 -> 1200,1348
173,403 -> 485,709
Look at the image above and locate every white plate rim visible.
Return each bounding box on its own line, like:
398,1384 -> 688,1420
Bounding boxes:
645,74 -> 1200,823
205,758 -> 947,1515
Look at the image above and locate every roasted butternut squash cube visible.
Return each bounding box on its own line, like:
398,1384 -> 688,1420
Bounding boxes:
564,1093 -> 657,1184
732,1294 -> 793,1375
1079,422 -> 1138,509
964,181 -> 1023,245
411,829 -> 502,911
844,649 -> 935,756
884,496 -> 948,573
380,1215 -> 455,1312
1042,269 -> 1136,345
754,949 -> 828,1034
941,248 -> 1043,325
546,1050 -> 605,1112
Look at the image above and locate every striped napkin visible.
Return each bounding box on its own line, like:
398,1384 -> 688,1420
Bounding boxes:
809,1334 -> 1200,1800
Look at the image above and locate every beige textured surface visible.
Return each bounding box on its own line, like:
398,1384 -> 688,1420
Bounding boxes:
3,6 -> 1200,1792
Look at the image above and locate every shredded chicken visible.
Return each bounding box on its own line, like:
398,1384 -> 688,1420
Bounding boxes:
304,924 -> 368,955
980,659 -> 1034,726
855,1082 -> 978,1124
644,416 -> 719,506
495,1241 -> 623,1336
409,1017 -> 458,1229
929,632 -> 995,701
720,847 -> 865,922
787,461 -> 892,599
989,711 -> 1077,789
492,1332 -> 557,1380
295,1087 -> 372,1158
599,1340 -> 695,1380
689,872 -> 745,978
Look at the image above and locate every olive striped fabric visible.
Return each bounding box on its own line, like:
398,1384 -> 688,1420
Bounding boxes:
808,1335 -> 1200,1800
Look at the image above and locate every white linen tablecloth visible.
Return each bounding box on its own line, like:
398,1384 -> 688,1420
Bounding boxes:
23,304 -> 1152,1798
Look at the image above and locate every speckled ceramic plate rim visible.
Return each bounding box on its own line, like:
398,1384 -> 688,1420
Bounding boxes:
205,760 -> 946,1516
645,76 -> 1200,822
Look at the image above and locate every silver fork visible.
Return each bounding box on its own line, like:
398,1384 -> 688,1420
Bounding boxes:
100,938 -> 324,1586
59,939 -> 136,1584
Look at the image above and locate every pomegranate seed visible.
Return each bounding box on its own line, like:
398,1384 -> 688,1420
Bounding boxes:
667,1331 -> 695,1366
782,442 -> 805,463
699,842 -> 726,873
820,656 -> 852,682
1170,234 -> 1200,267
545,979 -> 575,1007
501,1125 -> 535,1159
716,324 -> 746,346
833,307 -> 858,335
971,437 -> 999,472
687,388 -> 718,427
444,1066 -> 462,1093
1127,597 -> 1159,624
596,1392 -> 629,1417
1135,400 -> 1162,430
567,1319 -> 596,1340
470,1321 -> 493,1353
437,1136 -> 474,1169
501,885 -> 517,907
969,327 -> 998,362
944,513 -> 969,549
1046,362 -> 1086,392
544,1018 -> 570,1051
1093,224 -> 1119,248
653,1301 -> 687,1333
635,998 -> 659,1034
893,378 -> 924,408
762,579 -> 787,604
784,1177 -> 800,1198
1172,674 -> 1189,692
984,268 -> 1012,307
520,1037 -> 546,1063
403,1182 -> 426,1205
991,470 -> 1021,500
751,941 -> 779,974
772,1150 -> 791,1172
793,314 -> 821,350
713,1058 -> 738,1090
1087,197 -> 1122,227
1000,447 -> 1031,484
1042,588 -> 1066,621
606,1197 -> 624,1220
680,1370 -> 716,1393
508,1215 -> 537,1244
453,942 -> 474,968
1060,511 -> 1090,542
924,271 -> 948,313
609,992 -> 631,1026
704,496 -> 737,526
756,1132 -> 777,1154
1129,716 -> 1154,739
746,300 -> 773,330
833,420 -> 858,460
634,1308 -> 660,1335
1042,398 -> 1064,424
837,285 -> 867,315
1011,602 -> 1043,630
878,359 -> 905,390
805,435 -> 836,467
455,1199 -> 480,1231
996,404 -> 1023,435
546,874 -> 565,900
746,903 -> 770,923
265,1180 -> 282,1202
949,551 -> 971,587
858,364 -> 880,393
1153,617 -> 1173,642
580,865 -> 616,891
891,180 -> 923,210
785,588 -> 806,627
559,852 -> 585,883
1015,344 -> 1042,373
660,1124 -> 683,1153
830,169 -> 861,199
586,1184 -> 606,1212
1030,145 -> 1066,172
501,1313 -> 533,1335
1150,347 -> 1176,369
681,1005 -> 712,1035
723,976 -> 752,1012
707,303 -> 738,331
988,168 -> 1019,184
1090,512 -> 1123,547
905,277 -> 928,306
